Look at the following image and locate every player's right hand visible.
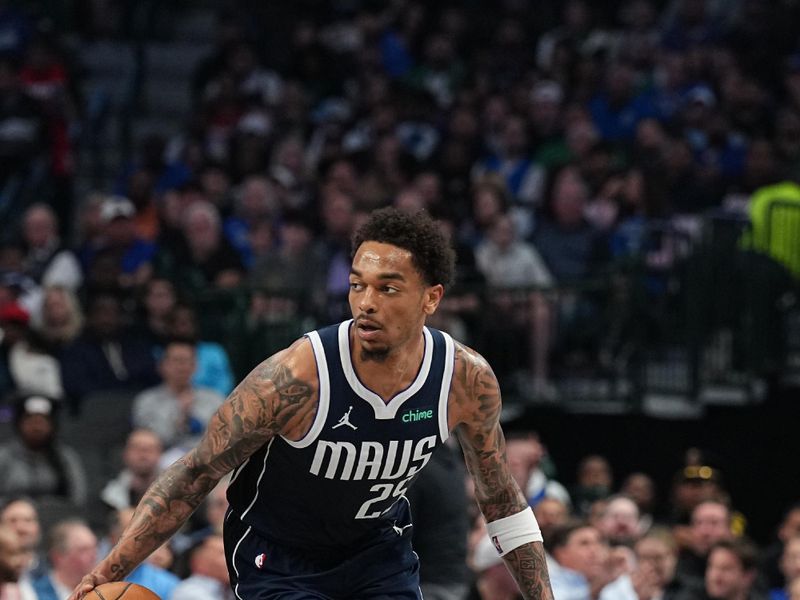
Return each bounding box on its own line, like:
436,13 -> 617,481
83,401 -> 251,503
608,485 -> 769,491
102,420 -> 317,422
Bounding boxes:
68,572 -> 109,600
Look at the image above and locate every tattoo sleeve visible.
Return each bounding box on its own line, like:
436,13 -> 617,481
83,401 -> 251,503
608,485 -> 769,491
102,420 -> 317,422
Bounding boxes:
95,342 -> 316,581
453,344 -> 554,600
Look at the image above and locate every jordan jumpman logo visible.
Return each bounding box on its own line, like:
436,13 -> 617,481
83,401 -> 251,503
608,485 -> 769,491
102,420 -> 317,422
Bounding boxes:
332,405 -> 357,430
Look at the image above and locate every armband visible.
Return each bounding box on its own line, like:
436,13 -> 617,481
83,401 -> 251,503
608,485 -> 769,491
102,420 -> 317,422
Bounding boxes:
485,507 -> 543,557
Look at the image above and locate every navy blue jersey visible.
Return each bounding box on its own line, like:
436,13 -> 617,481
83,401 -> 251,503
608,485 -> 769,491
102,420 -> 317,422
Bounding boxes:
226,320 -> 455,558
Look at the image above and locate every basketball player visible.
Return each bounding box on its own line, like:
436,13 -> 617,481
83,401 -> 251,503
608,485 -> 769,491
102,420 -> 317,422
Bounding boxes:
69,208 -> 553,599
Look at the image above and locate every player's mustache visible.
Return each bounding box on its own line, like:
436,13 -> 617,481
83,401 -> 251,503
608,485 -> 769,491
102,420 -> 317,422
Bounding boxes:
355,316 -> 382,328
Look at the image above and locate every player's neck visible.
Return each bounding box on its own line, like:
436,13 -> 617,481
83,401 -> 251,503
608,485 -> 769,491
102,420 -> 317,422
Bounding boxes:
351,330 -> 425,402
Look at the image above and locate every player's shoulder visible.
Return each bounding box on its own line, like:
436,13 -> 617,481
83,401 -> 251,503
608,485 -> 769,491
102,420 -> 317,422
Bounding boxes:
449,340 -> 499,400
246,336 -> 318,391
447,340 -> 502,428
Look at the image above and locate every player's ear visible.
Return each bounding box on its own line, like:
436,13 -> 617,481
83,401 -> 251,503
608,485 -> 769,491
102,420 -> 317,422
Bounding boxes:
422,284 -> 444,315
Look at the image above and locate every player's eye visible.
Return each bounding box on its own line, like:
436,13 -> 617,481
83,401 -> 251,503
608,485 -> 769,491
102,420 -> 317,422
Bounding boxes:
349,282 -> 364,291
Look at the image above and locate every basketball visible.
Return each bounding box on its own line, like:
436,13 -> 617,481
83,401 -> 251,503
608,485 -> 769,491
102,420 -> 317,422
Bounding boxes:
89,582 -> 161,600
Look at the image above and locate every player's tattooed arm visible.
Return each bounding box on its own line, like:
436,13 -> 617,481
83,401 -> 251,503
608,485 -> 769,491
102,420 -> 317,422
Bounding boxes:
452,344 -> 554,600
70,339 -> 317,597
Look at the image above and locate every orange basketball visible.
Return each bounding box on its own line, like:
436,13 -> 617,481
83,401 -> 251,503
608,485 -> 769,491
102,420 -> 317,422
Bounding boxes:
89,582 -> 161,600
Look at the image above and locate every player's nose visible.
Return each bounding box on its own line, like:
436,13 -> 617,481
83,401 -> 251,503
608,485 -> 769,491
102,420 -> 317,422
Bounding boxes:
359,286 -> 378,313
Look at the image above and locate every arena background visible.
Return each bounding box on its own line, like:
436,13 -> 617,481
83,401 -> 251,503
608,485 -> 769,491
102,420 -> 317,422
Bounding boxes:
1,0 -> 800,557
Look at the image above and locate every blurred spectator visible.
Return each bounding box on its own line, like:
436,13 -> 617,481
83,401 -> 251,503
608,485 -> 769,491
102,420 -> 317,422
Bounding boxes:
59,292 -> 158,408
33,286 -> 83,353
99,428 -> 163,512
536,1 -> 608,76
0,302 -> 28,397
31,520 -> 97,600
114,134 -> 191,204
546,520 -> 611,600
530,80 -> 569,170
700,538 -> 763,600
476,213 -> 554,291
774,110 -> 800,181
0,496 -> 43,580
0,254 -> 41,321
250,209 -> 326,313
599,527 -> 682,600
620,472 -> 658,533
597,495 -> 644,548
663,136 -> 718,214
572,454 -> 614,518
473,114 -> 545,236
406,439 -> 470,600
123,169 -> 160,243
132,277 -> 178,351
18,34 -> 77,196
660,0 -> 723,51
224,175 -> 279,268
468,557 -> 523,600
425,211 -> 484,344
0,393 -> 86,505
788,579 -> 800,600
762,504 -> 800,591
0,300 -> 63,399
359,132 -> 409,209
675,499 -> 734,589
166,303 -> 234,397
505,434 -> 571,509
460,177 -> 510,248
404,31 -> 464,109
106,508 -> 180,600
588,62 -> 658,142
268,133 -> 311,209
771,535 -> 800,600
315,189 -> 357,322
0,57 -> 47,186
534,165 -> 609,376
132,339 -> 224,453
535,497 -> 571,542
19,204 -> 81,290
156,201 -> 245,294
197,161 -> 233,213
670,463 -> 726,528
0,524 -> 35,600
171,535 -> 230,600
475,213 -> 555,397
534,165 -> 606,284
80,196 -> 157,291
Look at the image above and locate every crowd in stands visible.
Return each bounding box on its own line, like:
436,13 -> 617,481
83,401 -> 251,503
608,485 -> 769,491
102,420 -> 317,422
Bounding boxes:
1,0 -> 800,598
3,414 -> 800,600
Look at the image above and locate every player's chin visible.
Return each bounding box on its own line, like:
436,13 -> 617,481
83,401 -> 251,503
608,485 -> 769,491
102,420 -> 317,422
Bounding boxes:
358,339 -> 391,360
359,338 -> 386,351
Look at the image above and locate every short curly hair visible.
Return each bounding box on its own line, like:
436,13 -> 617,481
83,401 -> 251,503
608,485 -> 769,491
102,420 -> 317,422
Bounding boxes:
351,208 -> 455,288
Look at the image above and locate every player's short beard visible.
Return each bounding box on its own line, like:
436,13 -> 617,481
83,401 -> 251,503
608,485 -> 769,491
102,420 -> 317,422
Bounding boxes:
361,348 -> 389,362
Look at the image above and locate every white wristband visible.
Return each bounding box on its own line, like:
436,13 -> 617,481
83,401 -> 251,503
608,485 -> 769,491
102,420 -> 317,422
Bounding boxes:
485,507 -> 543,556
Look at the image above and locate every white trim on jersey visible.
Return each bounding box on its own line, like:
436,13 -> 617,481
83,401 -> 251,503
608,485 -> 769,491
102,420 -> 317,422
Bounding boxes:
337,320 -> 434,420
231,524 -> 252,600
241,438 -> 274,520
282,330 -> 330,448
229,457 -> 250,486
437,331 -> 455,442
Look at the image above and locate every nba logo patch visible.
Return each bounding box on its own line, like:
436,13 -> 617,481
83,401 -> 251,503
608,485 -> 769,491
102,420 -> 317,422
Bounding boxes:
255,553 -> 267,569
492,535 -> 503,554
